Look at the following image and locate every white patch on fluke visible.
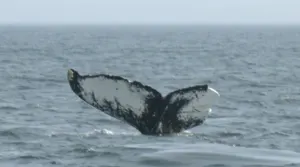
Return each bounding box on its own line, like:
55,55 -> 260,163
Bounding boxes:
167,87 -> 220,126
78,75 -> 156,118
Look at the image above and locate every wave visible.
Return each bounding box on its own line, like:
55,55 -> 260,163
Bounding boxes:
127,142 -> 300,167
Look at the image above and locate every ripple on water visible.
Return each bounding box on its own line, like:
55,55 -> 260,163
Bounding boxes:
0,104 -> 20,111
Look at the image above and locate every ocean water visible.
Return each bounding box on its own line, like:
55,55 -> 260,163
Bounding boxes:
0,25 -> 300,167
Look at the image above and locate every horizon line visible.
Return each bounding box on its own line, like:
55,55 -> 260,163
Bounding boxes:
1,22 -> 300,27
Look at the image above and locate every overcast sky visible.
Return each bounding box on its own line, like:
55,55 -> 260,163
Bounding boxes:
0,0 -> 299,25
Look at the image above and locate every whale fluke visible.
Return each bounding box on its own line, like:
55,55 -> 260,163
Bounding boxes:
67,69 -> 220,135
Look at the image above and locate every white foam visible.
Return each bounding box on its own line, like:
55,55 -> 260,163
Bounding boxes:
85,129 -> 115,136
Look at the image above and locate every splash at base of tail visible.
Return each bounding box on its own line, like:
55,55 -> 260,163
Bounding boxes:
67,69 -> 220,135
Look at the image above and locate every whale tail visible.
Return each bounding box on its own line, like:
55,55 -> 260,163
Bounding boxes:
67,69 -> 220,135
160,84 -> 220,133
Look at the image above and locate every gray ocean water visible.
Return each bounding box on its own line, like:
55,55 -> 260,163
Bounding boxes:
0,25 -> 300,167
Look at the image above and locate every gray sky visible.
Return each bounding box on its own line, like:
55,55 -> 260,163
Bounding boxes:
0,0 -> 299,25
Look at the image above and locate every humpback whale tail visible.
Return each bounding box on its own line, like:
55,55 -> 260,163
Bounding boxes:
67,69 -> 220,135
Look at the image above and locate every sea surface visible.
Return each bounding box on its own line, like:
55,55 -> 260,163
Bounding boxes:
0,25 -> 300,167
